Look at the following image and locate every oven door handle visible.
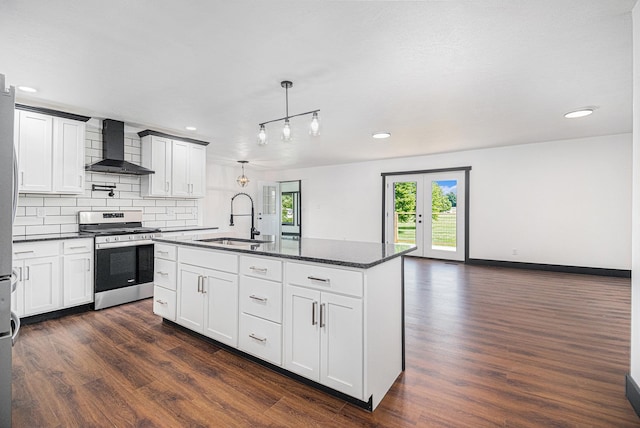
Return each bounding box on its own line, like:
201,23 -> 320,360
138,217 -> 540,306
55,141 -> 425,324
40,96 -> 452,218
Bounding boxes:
95,240 -> 155,249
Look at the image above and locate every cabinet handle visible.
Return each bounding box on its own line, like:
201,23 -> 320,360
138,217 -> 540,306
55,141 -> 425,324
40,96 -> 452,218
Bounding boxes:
249,333 -> 267,343
197,275 -> 202,293
18,267 -> 22,281
249,266 -> 268,274
307,276 -> 330,283
86,259 -> 90,272
201,276 -> 207,294
249,295 -> 267,303
78,174 -> 82,187
155,299 -> 167,305
24,266 -> 29,281
20,171 -> 24,185
156,271 -> 169,276
157,250 -> 169,254
68,246 -> 88,250
320,303 -> 326,328
14,250 -> 35,255
312,301 -> 318,325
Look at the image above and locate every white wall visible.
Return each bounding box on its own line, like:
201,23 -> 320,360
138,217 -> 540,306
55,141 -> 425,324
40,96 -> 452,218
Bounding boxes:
630,1 -> 639,382
264,133 -> 632,270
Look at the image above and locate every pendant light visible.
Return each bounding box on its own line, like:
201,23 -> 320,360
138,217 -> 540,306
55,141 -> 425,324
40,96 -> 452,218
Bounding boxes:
236,160 -> 250,187
257,80 -> 320,145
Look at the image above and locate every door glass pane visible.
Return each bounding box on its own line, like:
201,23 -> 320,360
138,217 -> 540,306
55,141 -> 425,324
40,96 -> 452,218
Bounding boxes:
262,185 -> 277,215
393,182 -> 417,245
431,180 -> 457,251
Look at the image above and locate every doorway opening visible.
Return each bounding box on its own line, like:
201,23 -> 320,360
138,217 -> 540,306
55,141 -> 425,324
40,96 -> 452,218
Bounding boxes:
257,180 -> 302,240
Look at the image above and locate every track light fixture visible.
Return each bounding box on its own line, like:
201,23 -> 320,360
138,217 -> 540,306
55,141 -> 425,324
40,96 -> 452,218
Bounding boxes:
236,160 -> 250,187
257,80 -> 320,145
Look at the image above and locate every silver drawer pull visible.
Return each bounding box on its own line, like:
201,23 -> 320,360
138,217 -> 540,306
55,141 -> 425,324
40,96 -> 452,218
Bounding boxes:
155,299 -> 167,305
157,250 -> 169,254
249,295 -> 268,303
156,271 -> 169,276
307,276 -> 330,283
249,333 -> 267,343
249,266 -> 268,273
68,246 -> 88,250
14,250 -> 35,255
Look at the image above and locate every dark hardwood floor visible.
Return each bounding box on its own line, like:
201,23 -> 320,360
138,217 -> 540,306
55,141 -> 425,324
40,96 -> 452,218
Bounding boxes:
11,258 -> 640,427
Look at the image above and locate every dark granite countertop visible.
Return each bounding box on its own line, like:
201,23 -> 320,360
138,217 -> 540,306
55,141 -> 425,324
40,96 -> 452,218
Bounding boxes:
154,234 -> 416,269
159,226 -> 220,233
13,232 -> 92,243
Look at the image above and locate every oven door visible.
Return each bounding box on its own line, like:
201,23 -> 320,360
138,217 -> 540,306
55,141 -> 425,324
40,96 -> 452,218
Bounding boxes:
95,243 -> 154,293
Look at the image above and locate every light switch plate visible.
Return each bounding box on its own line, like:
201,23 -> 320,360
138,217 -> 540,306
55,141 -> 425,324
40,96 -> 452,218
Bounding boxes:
36,207 -> 45,218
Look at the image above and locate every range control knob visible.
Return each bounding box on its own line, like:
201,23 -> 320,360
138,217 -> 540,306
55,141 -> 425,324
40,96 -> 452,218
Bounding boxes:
114,236 -> 120,241
105,237 -> 111,242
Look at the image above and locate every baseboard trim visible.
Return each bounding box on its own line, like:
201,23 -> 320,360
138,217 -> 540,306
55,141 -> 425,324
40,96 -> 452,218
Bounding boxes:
20,303 -> 93,326
467,258 -> 631,278
626,374 -> 640,418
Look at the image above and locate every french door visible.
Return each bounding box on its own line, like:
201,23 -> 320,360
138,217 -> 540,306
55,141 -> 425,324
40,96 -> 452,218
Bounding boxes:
385,170 -> 466,261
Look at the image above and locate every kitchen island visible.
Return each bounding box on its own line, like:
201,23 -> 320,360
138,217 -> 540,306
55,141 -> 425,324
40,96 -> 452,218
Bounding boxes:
152,234 -> 415,410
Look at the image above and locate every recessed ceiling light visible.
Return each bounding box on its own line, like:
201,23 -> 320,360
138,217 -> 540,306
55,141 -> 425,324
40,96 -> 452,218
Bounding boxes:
564,108 -> 594,119
17,86 -> 37,93
185,126 -> 197,131
372,132 -> 391,139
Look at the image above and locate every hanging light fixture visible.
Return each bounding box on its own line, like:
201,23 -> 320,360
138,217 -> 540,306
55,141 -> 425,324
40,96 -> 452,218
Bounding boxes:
236,160 -> 250,187
257,80 -> 320,145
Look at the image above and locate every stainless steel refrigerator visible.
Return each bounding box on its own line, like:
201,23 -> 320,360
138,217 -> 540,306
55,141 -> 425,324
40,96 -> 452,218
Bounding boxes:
0,73 -> 19,427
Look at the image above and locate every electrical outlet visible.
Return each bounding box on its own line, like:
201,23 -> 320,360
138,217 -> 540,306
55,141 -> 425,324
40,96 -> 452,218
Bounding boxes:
36,207 -> 45,218
512,249 -> 518,256
167,208 -> 175,216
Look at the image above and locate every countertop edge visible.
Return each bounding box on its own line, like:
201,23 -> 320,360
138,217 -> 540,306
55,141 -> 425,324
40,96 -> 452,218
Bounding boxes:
13,233 -> 92,243
153,237 -> 415,269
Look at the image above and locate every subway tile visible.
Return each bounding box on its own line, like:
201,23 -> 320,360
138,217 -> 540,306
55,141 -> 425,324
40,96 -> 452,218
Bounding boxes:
12,226 -> 26,236
155,199 -> 177,207
25,224 -> 60,235
143,220 -> 163,228
60,224 -> 79,233
156,214 -> 175,221
135,199 -> 157,206
17,197 -> 44,207
44,207 -> 61,216
144,207 -> 166,214
176,200 -> 197,206
142,214 -> 156,222
166,220 -> 187,227
60,207 -> 82,216
14,216 -> 42,226
44,197 -> 77,207
44,215 -> 76,225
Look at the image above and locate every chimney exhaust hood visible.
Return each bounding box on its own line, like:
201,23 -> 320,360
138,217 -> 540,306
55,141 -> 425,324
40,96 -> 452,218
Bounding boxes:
85,119 -> 155,175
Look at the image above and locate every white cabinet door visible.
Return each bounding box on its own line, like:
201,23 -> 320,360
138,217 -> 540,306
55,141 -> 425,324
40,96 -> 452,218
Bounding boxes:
320,293 -> 363,399
23,256 -> 61,316
141,135 -> 172,197
171,140 -> 190,197
203,268 -> 238,347
16,110 -> 53,193
284,285 -> 321,381
63,253 -> 93,307
53,118 -> 85,194
176,263 -> 206,332
188,144 -> 206,197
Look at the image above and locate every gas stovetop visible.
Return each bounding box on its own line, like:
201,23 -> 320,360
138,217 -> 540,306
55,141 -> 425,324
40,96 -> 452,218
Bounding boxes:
80,227 -> 161,236
77,210 -> 161,237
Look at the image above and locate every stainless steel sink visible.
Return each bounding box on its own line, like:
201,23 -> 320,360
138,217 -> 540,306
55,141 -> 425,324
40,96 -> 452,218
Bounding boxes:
197,237 -> 270,248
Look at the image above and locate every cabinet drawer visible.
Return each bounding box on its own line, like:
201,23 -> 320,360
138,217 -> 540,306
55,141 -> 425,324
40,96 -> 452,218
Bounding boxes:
63,238 -> 93,254
153,285 -> 176,321
286,262 -> 363,298
240,256 -> 282,282
179,247 -> 238,274
13,241 -> 60,260
155,243 -> 176,261
240,276 -> 282,323
154,258 -> 177,290
239,313 -> 282,366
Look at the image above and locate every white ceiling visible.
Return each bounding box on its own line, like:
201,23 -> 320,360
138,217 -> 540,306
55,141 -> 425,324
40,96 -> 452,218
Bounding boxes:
0,0 -> 636,170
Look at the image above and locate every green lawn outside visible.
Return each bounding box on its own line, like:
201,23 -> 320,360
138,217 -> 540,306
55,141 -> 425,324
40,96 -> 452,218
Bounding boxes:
397,212 -> 456,247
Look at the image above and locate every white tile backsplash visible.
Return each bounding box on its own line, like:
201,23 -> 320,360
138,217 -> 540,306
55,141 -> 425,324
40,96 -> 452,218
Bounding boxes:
15,124 -> 200,236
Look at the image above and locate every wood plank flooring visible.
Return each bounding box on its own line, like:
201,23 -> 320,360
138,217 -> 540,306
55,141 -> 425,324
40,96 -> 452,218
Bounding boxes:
11,258 -> 640,427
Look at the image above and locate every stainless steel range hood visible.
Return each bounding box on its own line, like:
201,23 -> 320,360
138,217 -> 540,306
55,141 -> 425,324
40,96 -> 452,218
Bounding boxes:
85,119 -> 154,175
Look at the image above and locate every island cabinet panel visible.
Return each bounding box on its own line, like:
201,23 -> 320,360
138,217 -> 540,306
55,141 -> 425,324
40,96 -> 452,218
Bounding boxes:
284,282 -> 363,400
239,276 -> 282,323
238,313 -> 282,365
176,247 -> 239,347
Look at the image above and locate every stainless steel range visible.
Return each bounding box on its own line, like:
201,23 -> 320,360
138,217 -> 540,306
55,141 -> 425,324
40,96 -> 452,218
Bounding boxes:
79,210 -> 161,310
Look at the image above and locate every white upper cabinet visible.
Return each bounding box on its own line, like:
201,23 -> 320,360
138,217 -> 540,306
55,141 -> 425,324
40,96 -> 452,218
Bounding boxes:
140,133 -> 207,198
140,135 -> 172,197
15,108 -> 86,194
53,118 -> 85,194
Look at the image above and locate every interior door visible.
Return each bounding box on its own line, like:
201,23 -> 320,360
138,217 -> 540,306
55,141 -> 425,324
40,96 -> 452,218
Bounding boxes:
257,181 -> 280,239
385,170 -> 466,261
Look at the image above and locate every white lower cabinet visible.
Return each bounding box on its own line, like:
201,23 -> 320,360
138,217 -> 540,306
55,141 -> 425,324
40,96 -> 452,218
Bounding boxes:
238,313 -> 282,365
176,251 -> 238,347
284,284 -> 363,399
12,238 -> 94,317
